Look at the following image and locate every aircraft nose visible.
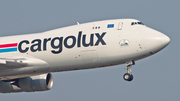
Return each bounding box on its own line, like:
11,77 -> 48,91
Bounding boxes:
140,27 -> 170,54
161,34 -> 170,48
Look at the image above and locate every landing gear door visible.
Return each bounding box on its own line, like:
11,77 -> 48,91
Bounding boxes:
118,22 -> 123,30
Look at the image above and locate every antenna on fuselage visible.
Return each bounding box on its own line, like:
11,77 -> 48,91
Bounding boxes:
77,22 -> 80,25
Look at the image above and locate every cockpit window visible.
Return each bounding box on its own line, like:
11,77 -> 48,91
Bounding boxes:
131,22 -> 135,25
131,22 -> 144,25
137,22 -> 144,25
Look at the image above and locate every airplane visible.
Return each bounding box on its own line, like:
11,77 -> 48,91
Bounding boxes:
0,19 -> 170,93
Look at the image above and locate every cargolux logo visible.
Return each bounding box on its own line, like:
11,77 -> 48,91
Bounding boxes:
18,31 -> 107,54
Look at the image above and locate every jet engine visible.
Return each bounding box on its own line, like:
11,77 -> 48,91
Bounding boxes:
0,73 -> 53,93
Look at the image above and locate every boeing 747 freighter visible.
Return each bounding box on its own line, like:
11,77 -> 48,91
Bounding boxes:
0,19 -> 170,93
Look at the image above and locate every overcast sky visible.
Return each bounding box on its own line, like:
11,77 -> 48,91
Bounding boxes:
0,0 -> 179,101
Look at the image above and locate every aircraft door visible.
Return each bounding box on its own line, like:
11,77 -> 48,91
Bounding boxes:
118,22 -> 123,30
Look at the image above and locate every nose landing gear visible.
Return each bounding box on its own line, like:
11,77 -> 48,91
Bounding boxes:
123,61 -> 135,81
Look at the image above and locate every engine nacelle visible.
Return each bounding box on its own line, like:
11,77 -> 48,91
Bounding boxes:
0,73 -> 53,93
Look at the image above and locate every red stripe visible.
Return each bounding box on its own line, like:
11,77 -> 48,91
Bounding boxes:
0,43 -> 18,48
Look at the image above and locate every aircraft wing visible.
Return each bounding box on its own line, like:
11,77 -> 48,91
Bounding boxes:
0,58 -> 28,70
0,56 -> 49,71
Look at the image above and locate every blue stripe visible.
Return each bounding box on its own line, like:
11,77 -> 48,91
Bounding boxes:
0,47 -> 17,53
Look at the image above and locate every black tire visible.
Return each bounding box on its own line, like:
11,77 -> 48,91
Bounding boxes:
129,74 -> 133,81
123,73 -> 133,81
123,73 -> 130,81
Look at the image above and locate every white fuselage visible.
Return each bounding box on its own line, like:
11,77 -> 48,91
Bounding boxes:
0,19 -> 170,80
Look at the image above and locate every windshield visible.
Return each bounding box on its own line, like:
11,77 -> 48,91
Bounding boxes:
131,22 -> 144,25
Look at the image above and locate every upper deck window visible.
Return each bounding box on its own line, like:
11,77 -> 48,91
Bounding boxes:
131,22 -> 144,26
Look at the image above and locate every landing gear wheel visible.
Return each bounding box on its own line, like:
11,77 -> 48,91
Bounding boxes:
123,73 -> 133,81
123,61 -> 135,81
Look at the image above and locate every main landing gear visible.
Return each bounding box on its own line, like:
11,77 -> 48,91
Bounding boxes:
123,61 -> 135,81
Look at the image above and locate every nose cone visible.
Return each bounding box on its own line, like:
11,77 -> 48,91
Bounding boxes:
161,34 -> 170,48
141,27 -> 170,54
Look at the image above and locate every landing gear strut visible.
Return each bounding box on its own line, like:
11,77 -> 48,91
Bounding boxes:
123,61 -> 135,81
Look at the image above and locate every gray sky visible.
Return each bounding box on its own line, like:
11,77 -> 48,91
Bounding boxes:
0,0 -> 179,101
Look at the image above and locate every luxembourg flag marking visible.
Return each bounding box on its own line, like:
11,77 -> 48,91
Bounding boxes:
0,43 -> 18,53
